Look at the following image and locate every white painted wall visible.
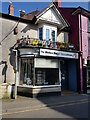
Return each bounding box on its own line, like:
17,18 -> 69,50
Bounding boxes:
41,8 -> 62,25
57,31 -> 69,42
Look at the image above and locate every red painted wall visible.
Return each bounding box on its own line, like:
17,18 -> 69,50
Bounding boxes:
60,8 -> 79,50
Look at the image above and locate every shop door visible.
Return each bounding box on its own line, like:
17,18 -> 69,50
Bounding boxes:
61,61 -> 68,90
87,70 -> 90,87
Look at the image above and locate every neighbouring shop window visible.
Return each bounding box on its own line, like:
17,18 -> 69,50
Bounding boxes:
46,29 -> 50,40
35,68 -> 59,86
39,27 -> 43,40
20,58 -> 34,85
87,70 -> 90,86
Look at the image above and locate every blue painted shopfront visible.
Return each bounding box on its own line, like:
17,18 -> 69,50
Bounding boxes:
61,59 -> 77,92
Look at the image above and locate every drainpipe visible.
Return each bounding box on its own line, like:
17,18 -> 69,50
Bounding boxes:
13,49 -> 17,99
80,13 -> 83,92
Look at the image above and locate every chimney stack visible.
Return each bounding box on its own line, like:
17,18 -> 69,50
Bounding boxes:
55,0 -> 61,8
8,3 -> 14,16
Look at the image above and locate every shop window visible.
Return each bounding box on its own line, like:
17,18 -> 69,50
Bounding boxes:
87,70 -> 90,86
35,68 -> 59,86
39,27 -> 43,40
20,59 -> 34,85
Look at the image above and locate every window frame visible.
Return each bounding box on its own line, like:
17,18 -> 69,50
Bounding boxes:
88,37 -> 90,56
88,18 -> 90,32
39,27 -> 43,40
51,30 -> 55,42
46,28 -> 50,41
38,24 -> 57,41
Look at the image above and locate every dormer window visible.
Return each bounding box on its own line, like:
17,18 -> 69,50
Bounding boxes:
38,24 -> 57,42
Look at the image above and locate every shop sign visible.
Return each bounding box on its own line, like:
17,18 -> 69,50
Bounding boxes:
40,49 -> 78,59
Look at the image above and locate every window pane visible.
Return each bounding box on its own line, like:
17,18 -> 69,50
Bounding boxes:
88,18 -> 90,32
87,70 -> 90,86
20,59 -> 34,85
39,28 -> 43,40
51,30 -> 55,42
46,29 -> 50,40
88,38 -> 90,55
35,68 -> 59,86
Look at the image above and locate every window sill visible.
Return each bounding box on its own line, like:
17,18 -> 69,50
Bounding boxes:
18,84 -> 61,89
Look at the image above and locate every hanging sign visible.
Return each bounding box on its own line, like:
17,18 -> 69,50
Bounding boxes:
40,48 -> 78,59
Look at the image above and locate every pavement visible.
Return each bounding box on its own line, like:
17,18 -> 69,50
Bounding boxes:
2,93 -> 89,114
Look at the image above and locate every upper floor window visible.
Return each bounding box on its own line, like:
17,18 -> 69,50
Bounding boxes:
88,38 -> 90,55
51,30 -> 55,42
46,29 -> 50,40
38,24 -> 57,41
88,18 -> 90,32
39,27 -> 43,40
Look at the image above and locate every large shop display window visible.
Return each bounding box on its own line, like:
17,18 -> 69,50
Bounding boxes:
35,68 -> 59,86
20,58 -> 59,86
20,58 -> 34,85
35,58 -> 59,86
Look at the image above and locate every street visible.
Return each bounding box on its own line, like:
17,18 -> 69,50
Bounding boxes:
1,94 -> 90,119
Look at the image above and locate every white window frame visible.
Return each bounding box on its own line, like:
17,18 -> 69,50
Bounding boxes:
46,28 -> 50,41
39,27 -> 43,40
38,24 -> 57,41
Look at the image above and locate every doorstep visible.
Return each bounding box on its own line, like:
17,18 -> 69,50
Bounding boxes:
61,90 -> 78,96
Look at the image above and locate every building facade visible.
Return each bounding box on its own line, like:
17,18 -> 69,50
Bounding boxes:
0,2 -> 80,97
55,3 -> 90,93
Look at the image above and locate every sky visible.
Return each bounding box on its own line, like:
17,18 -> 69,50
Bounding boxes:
0,1 -> 89,17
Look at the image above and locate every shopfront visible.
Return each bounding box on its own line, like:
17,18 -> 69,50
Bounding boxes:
17,48 -> 79,97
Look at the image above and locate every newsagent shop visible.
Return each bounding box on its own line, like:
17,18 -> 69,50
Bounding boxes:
17,47 -> 79,97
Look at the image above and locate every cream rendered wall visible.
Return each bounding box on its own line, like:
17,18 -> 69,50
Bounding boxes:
57,32 -> 64,42
1,17 -> 37,84
57,31 -> 69,42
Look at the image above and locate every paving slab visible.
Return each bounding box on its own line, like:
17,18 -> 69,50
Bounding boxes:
2,93 -> 89,113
